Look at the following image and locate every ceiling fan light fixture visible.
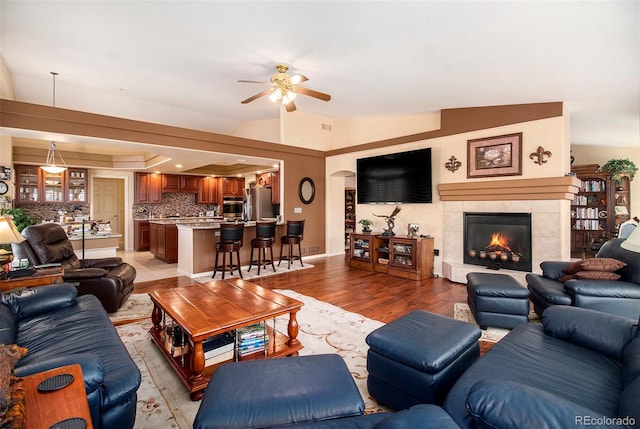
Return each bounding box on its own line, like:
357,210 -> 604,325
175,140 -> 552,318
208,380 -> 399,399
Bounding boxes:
269,87 -> 283,102
282,90 -> 297,105
41,141 -> 68,174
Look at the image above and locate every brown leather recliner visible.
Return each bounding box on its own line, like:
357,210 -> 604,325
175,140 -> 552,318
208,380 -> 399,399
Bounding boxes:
11,223 -> 136,313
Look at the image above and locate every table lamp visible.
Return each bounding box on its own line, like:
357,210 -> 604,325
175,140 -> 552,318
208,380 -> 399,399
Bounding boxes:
621,225 -> 640,253
0,215 -> 26,275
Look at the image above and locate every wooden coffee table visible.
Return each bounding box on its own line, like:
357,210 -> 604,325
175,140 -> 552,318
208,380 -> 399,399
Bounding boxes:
148,278 -> 304,400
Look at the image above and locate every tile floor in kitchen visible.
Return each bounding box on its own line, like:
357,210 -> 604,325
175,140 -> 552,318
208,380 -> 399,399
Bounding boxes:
117,250 -> 179,283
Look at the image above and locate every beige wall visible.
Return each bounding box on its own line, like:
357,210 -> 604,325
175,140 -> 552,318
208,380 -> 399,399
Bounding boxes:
326,115 -> 571,265
571,145 -> 640,220
331,112 -> 441,150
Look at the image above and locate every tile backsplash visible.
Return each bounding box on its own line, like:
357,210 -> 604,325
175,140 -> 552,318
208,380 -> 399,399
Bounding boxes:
133,192 -> 219,220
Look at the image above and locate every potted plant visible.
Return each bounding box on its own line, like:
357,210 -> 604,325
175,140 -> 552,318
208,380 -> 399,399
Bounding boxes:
0,208 -> 35,232
597,159 -> 637,189
358,219 -> 373,233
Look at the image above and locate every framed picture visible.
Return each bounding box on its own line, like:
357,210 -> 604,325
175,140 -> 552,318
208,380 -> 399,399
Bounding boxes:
0,167 -> 11,181
467,133 -> 522,178
408,223 -> 419,238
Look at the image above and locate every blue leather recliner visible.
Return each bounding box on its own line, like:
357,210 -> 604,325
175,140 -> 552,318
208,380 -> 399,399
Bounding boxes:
527,238 -> 640,320
1,283 -> 141,429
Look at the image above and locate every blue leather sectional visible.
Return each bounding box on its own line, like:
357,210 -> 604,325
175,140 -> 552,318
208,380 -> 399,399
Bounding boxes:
1,283 -> 141,429
197,306 -> 639,428
527,238 -> 640,320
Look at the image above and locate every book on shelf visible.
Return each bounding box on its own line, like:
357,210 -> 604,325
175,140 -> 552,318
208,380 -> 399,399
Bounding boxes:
205,349 -> 234,367
203,332 -> 235,360
237,323 -> 266,339
238,345 -> 266,357
238,335 -> 267,346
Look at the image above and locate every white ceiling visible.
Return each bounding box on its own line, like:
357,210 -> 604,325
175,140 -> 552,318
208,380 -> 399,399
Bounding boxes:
1,0 -> 638,170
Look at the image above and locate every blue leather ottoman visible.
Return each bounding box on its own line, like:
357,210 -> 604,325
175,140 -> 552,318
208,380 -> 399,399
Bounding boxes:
466,272 -> 530,329
365,310 -> 481,411
193,354 -> 364,429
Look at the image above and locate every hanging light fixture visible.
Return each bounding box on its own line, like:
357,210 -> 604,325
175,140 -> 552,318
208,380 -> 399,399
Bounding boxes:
42,141 -> 67,174
41,72 -> 68,174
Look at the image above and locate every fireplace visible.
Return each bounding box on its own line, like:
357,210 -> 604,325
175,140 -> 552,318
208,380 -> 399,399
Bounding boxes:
463,212 -> 532,272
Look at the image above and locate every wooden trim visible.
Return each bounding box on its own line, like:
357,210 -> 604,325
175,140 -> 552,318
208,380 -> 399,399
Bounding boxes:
438,176 -> 581,201
0,99 -> 325,159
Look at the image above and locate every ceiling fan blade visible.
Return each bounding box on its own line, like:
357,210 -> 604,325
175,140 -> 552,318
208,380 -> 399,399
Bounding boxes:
288,74 -> 308,85
297,86 -> 331,102
285,100 -> 297,112
241,88 -> 272,104
238,80 -> 270,84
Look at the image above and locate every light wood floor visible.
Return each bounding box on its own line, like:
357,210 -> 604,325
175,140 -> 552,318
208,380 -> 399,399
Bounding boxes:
133,254 -> 468,324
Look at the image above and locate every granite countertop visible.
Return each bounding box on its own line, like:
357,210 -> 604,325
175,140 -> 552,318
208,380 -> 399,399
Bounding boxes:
137,216 -> 223,223
176,220 -> 284,229
68,233 -> 122,240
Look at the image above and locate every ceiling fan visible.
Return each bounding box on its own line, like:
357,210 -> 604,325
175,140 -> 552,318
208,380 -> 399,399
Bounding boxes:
239,64 -> 331,112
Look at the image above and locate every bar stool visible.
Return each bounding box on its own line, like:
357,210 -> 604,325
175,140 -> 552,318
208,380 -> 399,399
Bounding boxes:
278,220 -> 305,269
248,221 -> 277,275
213,223 -> 244,279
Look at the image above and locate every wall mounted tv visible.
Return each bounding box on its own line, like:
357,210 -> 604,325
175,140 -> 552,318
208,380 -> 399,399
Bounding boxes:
356,148 -> 432,204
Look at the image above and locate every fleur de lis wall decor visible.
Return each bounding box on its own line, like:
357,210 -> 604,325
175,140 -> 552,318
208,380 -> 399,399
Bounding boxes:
530,146 -> 552,165
445,155 -> 462,172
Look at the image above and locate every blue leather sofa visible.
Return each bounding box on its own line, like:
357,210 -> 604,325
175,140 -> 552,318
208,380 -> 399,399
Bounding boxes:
527,238 -> 640,320
1,283 -> 141,429
192,305 -> 639,428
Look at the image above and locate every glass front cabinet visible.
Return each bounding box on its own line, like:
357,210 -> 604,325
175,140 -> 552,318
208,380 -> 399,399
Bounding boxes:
15,165 -> 88,204
349,233 -> 434,280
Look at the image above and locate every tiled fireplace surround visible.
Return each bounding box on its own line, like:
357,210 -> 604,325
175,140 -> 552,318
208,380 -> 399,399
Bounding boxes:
439,177 -> 580,286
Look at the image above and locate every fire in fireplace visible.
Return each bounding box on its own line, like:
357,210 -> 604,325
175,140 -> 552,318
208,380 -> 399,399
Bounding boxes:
463,212 -> 532,272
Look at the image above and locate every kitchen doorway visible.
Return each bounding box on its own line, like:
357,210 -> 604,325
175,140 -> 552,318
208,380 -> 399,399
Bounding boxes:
93,178 -> 125,249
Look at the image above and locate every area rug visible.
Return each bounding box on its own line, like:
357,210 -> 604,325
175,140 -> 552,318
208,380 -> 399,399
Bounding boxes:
193,262 -> 314,283
116,289 -> 388,429
453,302 -> 539,343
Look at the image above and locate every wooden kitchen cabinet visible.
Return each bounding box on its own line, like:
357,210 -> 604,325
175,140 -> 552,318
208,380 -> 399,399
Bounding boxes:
220,177 -> 245,197
197,176 -> 219,204
271,171 -> 280,204
134,220 -> 151,251
15,165 -> 88,204
149,222 -> 178,263
162,174 -> 198,193
255,172 -> 280,204
135,172 -> 162,204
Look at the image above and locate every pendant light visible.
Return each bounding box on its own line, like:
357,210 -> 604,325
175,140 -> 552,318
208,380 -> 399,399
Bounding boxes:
41,72 -> 67,174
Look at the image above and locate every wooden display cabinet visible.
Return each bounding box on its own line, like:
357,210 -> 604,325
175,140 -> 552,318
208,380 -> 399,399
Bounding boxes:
349,233 -> 374,270
349,233 -> 434,280
15,165 -> 88,203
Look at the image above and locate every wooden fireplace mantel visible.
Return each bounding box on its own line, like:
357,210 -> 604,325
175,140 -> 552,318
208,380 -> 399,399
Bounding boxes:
438,176 -> 581,202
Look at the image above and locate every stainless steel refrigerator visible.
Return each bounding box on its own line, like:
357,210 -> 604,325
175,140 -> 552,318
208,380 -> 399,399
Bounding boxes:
246,187 -> 274,221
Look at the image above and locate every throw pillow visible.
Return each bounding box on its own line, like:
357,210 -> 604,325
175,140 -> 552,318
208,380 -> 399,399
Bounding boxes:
560,271 -> 622,282
562,258 -> 627,275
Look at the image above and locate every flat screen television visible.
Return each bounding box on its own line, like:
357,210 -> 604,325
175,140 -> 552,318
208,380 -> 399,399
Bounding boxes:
356,148 -> 432,204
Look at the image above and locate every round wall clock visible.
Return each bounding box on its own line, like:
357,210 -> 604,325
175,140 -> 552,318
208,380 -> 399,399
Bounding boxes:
0,181 -> 8,195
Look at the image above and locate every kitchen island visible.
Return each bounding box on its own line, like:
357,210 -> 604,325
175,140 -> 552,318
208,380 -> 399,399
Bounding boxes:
146,217 -> 222,262
176,221 -> 285,278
